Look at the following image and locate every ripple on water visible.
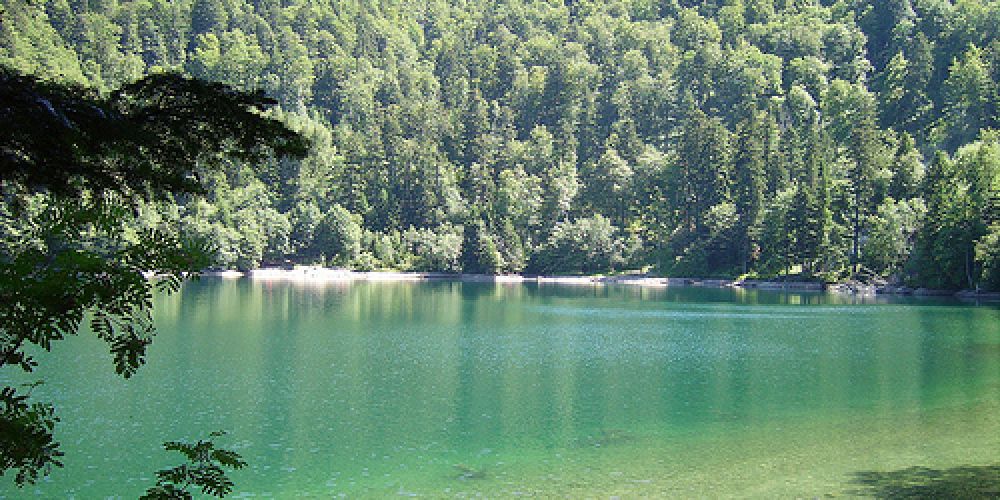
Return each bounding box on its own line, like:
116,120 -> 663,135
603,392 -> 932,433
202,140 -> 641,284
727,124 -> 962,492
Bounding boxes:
4,281 -> 999,497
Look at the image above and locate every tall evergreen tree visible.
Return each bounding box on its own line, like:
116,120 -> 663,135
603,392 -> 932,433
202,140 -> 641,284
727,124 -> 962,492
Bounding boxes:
732,111 -> 767,272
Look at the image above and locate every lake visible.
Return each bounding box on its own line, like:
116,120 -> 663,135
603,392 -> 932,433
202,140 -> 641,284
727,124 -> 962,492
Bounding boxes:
3,279 -> 999,498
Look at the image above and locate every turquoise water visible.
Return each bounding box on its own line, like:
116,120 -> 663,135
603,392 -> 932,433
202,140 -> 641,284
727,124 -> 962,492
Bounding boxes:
3,280 -> 999,497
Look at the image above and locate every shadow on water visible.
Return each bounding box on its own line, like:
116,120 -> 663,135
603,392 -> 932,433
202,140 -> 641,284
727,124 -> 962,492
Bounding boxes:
847,465 -> 1000,498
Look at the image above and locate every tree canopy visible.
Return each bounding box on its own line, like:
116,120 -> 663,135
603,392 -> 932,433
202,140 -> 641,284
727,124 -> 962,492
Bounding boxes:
1,1 -> 998,281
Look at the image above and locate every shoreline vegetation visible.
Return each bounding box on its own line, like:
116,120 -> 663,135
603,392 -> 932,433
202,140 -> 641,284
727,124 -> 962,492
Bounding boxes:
189,267 -> 1000,301
6,0 -> 998,295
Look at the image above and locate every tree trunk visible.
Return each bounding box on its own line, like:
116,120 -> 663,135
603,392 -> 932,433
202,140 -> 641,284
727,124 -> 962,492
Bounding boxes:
966,247 -> 974,289
852,203 -> 860,278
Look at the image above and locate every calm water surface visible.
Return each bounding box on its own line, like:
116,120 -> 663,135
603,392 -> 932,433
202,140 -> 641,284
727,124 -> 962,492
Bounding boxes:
3,280 -> 999,498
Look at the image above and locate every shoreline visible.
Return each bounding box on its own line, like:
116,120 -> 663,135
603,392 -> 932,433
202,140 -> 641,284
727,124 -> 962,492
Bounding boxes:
193,267 -> 1000,300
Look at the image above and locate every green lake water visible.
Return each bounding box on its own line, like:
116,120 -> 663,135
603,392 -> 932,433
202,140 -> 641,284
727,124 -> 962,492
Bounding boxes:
3,280 -> 1000,498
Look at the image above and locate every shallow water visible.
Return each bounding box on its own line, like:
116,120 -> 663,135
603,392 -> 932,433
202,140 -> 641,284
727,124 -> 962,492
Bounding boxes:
3,280 -> 999,498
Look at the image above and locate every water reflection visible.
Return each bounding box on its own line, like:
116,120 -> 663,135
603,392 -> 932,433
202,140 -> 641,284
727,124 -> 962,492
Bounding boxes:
2,280 -> 998,497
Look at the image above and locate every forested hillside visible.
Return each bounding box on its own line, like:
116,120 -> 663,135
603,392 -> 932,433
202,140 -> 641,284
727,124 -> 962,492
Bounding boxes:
2,0 -> 998,288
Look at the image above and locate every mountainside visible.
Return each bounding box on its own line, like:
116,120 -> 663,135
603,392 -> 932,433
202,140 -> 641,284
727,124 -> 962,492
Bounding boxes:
2,0 -> 998,288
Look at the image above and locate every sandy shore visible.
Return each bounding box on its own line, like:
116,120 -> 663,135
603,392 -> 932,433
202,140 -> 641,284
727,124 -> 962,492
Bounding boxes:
184,267 -> 999,299
240,267 -> 669,285
201,267 -> 825,289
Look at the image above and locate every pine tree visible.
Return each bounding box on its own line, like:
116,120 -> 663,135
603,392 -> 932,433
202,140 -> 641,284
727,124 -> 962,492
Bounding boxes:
916,152 -> 976,289
676,104 -> 732,233
889,133 -> 925,200
732,112 -> 766,272
189,0 -> 228,41
941,45 -> 996,151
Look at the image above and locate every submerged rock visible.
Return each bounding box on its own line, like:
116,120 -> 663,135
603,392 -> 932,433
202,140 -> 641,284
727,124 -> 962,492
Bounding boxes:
453,463 -> 486,480
592,428 -> 634,447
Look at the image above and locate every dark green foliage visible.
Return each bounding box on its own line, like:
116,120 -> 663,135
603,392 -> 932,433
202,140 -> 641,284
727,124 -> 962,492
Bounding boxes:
0,68 -> 306,202
461,220 -> 503,274
0,383 -> 61,486
754,188 -> 795,276
675,104 -> 732,233
940,45 -> 996,151
141,431 -> 247,499
977,224 -> 1000,289
732,113 -> 767,272
189,0 -> 228,40
915,152 -> 976,289
913,135 -> 999,288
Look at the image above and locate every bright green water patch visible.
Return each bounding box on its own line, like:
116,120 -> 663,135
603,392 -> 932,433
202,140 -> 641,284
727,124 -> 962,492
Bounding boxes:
2,281 -> 999,498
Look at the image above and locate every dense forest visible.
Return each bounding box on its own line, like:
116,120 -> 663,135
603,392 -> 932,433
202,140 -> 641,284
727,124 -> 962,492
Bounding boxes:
2,0 -> 998,288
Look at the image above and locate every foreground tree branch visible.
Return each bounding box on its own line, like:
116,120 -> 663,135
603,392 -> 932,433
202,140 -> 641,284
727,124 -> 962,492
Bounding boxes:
0,66 -> 307,486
